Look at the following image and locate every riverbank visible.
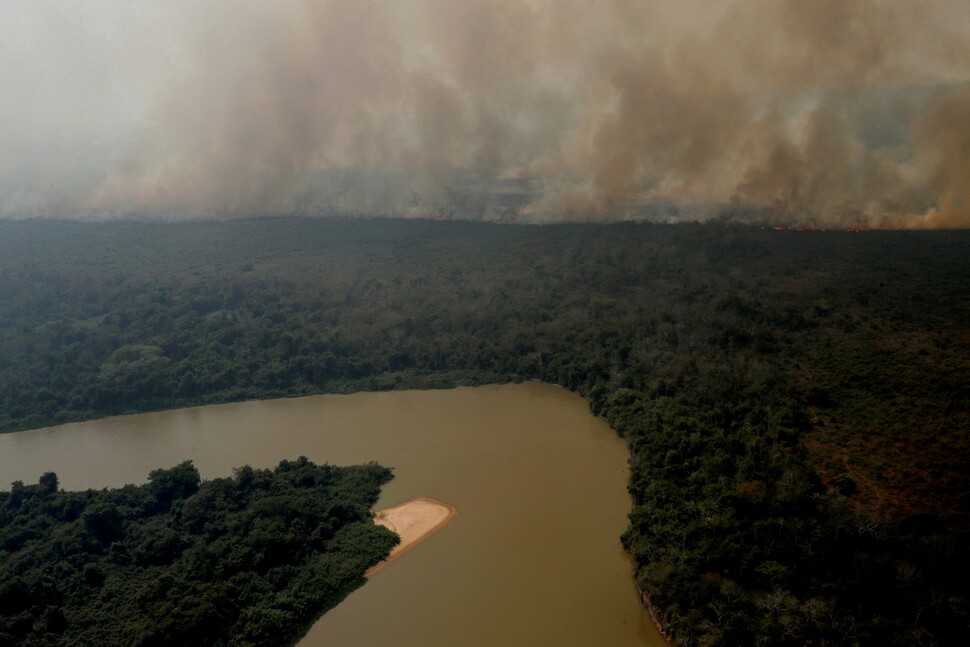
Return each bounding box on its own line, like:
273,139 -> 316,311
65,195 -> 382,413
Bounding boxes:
366,497 -> 458,576
9,384 -> 663,646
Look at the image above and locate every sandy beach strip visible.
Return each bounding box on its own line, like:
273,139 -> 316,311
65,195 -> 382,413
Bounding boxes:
366,497 -> 458,576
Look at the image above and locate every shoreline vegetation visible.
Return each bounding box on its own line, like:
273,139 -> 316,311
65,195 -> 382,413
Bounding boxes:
366,497 -> 458,576
0,458 -> 399,647
1,219 -> 967,645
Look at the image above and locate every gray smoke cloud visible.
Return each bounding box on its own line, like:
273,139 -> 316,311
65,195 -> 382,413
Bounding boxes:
2,0 -> 969,227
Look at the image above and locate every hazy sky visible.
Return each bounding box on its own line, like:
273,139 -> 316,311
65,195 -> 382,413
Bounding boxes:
2,1 -> 969,227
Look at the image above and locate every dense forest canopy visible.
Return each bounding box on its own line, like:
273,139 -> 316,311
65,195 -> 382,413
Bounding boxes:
0,457 -> 398,646
1,218 -> 968,645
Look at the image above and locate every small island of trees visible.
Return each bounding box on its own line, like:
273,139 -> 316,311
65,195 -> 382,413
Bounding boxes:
0,458 -> 398,646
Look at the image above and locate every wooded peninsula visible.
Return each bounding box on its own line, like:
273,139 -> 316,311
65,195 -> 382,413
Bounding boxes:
0,457 -> 398,646
1,218 -> 967,645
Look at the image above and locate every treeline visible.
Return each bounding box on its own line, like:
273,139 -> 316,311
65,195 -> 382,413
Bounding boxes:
0,457 -> 398,646
0,218 -> 968,645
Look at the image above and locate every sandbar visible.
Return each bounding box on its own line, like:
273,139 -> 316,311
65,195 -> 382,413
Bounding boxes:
366,497 -> 458,576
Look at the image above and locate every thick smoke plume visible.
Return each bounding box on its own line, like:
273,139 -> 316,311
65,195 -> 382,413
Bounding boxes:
2,0 -> 969,227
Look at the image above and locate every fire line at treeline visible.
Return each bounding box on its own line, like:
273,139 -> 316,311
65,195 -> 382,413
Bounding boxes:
760,225 -> 873,233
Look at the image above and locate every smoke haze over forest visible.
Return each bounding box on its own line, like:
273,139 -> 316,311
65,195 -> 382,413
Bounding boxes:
2,0 -> 969,227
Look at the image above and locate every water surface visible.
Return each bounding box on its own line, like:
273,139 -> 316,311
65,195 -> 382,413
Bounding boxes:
0,383 -> 665,646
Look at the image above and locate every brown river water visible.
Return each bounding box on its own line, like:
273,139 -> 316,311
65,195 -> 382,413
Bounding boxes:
0,382 -> 666,646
